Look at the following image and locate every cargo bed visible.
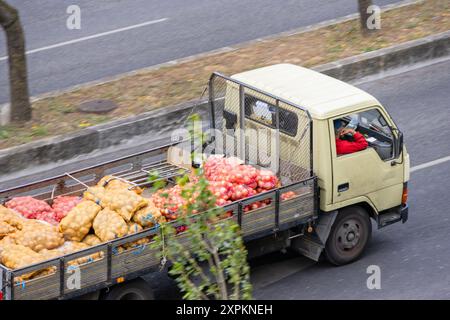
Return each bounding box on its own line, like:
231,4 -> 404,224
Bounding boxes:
0,142 -> 317,300
1,71 -> 317,300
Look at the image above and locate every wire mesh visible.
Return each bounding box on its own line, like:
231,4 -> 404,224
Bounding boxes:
208,73 -> 312,184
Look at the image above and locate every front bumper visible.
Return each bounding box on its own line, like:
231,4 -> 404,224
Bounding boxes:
377,203 -> 409,229
400,203 -> 409,223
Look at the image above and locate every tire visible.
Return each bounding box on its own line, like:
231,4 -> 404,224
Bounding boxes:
325,206 -> 372,266
102,278 -> 155,300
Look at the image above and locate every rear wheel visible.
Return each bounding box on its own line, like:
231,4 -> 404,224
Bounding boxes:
101,278 -> 154,300
325,206 -> 371,266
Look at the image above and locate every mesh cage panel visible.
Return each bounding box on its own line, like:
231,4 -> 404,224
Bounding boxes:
208,73 -> 312,183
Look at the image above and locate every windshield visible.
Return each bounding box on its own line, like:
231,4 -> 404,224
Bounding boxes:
345,109 -> 392,138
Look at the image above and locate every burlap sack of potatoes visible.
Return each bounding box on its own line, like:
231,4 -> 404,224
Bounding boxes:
0,235 -> 16,252
97,176 -> 143,194
12,220 -> 64,252
59,200 -> 102,241
122,222 -> 150,249
132,199 -> 164,228
40,241 -> 104,267
82,234 -> 102,246
0,244 -> 54,280
113,245 -> 126,255
84,186 -> 147,222
93,208 -> 128,242
83,186 -> 106,202
0,221 -> 16,239
0,237 -> 13,257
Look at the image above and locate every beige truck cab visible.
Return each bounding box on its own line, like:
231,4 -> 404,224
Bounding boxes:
216,63 -> 409,265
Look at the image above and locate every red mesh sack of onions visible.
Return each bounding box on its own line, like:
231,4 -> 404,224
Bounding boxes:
204,156 -> 279,191
5,196 -> 59,225
150,186 -> 187,221
51,196 -> 83,222
204,156 -> 241,180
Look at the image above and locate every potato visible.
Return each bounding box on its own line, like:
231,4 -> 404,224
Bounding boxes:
0,236 -> 15,256
40,241 -> 104,267
83,186 -> 105,202
82,234 -> 102,246
59,200 -> 101,241
112,245 -> 126,255
93,208 -> 128,242
132,199 -> 164,228
0,244 -> 54,280
0,221 -> 16,239
122,222 -> 150,249
84,186 -> 147,222
0,205 -> 25,230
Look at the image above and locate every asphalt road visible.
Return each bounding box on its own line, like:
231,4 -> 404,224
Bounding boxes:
0,58 -> 449,299
0,0 -> 398,104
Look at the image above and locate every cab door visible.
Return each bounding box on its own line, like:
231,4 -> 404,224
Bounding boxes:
330,107 -> 404,212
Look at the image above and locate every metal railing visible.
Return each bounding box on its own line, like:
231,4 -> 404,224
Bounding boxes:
208,72 -> 313,182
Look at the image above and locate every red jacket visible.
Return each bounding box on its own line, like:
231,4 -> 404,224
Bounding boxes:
336,132 -> 368,155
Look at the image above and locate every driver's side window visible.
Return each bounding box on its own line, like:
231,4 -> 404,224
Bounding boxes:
340,109 -> 394,160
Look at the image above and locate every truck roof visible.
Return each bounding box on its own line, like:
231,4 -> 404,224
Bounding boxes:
231,63 -> 379,119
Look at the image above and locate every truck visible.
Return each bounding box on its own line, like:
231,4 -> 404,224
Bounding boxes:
0,64 -> 409,300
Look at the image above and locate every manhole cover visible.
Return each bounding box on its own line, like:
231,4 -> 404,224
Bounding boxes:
77,99 -> 118,114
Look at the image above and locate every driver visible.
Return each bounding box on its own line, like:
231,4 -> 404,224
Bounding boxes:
334,119 -> 368,155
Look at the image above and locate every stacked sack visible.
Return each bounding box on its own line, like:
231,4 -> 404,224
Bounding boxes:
150,155 -> 283,220
0,206 -> 64,280
60,176 -> 164,253
0,175 -> 164,281
5,196 -> 83,225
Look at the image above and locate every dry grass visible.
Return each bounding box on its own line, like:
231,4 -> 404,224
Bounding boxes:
0,0 -> 449,149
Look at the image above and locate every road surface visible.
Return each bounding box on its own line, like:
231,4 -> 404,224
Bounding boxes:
0,0 -> 398,103
1,58 -> 449,299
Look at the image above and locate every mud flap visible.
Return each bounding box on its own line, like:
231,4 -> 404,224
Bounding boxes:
291,211 -> 338,262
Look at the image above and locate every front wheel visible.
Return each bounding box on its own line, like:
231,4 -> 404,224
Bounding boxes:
325,206 -> 372,266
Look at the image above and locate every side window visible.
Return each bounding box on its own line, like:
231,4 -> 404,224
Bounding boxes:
334,108 -> 394,160
244,95 -> 298,137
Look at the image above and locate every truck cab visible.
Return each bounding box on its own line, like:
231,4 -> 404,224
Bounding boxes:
216,63 -> 409,264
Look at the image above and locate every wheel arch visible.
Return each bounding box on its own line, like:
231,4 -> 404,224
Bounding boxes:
349,202 -> 377,221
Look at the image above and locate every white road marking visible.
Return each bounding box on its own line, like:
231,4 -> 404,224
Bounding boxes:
411,155 -> 450,173
0,18 -> 169,62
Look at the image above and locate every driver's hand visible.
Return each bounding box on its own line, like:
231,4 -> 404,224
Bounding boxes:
340,128 -> 356,137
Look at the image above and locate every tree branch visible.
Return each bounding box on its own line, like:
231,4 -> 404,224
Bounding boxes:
0,0 -> 31,122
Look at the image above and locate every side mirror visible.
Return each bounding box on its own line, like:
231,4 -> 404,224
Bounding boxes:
394,130 -> 404,159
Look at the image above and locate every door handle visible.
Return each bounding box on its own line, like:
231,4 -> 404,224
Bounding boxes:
338,183 -> 349,192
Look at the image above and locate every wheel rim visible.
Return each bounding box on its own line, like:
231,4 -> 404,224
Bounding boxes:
335,218 -> 363,253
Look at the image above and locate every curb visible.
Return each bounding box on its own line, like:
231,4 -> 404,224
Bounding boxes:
314,30 -> 450,82
1,33 -> 448,177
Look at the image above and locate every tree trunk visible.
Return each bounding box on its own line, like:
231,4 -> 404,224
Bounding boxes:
358,0 -> 375,34
0,0 -> 31,122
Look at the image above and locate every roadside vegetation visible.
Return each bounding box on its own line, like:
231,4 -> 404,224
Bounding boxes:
0,0 -> 448,149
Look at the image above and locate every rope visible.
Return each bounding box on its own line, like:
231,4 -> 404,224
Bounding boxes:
50,185 -> 57,200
